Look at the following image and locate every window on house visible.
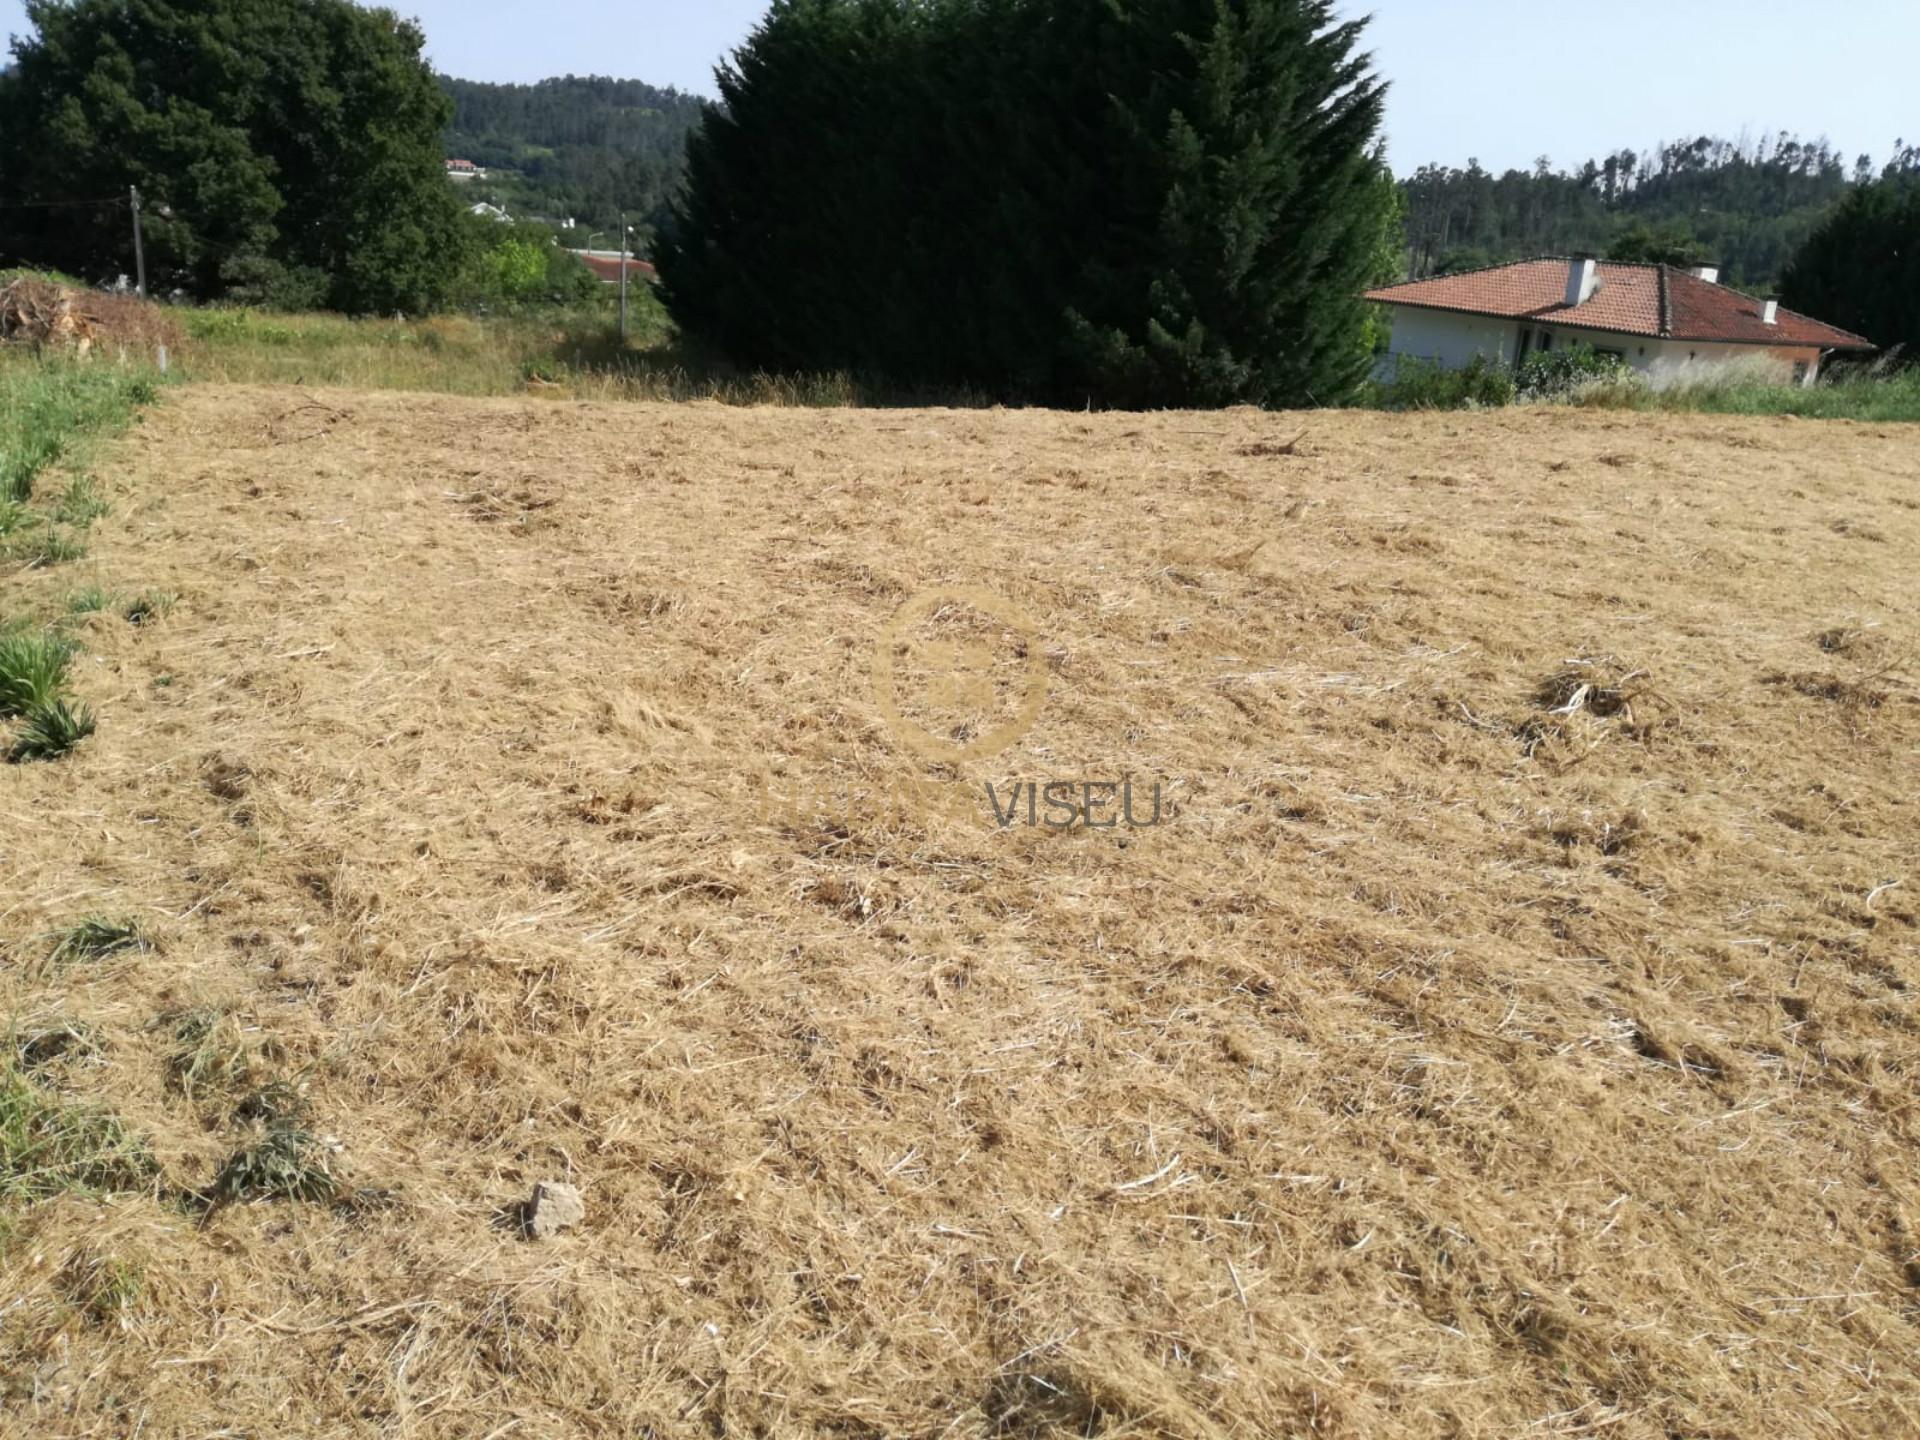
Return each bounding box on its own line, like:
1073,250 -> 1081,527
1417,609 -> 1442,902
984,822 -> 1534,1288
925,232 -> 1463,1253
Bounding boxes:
1538,331 -> 1554,352
1516,328 -> 1533,363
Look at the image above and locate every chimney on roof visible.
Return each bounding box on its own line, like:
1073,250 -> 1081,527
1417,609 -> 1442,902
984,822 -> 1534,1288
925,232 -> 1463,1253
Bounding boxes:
1691,264 -> 1720,285
1564,257 -> 1599,307
1762,299 -> 1779,326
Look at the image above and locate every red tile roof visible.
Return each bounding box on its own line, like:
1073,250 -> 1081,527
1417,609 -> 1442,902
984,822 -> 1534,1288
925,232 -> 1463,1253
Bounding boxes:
575,254 -> 658,284
1366,259 -> 1873,351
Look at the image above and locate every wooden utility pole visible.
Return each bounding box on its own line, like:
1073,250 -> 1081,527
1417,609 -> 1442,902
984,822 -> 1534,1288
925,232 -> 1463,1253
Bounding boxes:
618,212 -> 629,342
129,184 -> 147,298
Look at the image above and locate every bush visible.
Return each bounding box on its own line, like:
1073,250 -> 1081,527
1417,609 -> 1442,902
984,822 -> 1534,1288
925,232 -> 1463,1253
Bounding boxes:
1370,355 -> 1516,410
451,218 -> 604,310
1517,344 -> 1630,401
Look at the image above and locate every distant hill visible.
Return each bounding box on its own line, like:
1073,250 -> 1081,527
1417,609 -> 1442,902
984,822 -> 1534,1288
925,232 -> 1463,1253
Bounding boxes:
437,74 -> 705,245
430,75 -> 1918,292
1401,134 -> 1920,291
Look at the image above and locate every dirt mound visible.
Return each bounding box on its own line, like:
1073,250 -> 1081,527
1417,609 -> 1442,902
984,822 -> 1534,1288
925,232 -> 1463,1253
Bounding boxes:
0,276 -> 182,355
3,387 -> 1919,1436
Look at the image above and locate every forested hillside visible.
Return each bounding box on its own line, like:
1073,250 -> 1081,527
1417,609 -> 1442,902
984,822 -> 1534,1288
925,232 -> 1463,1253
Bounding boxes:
1403,134 -> 1920,289
437,75 -> 704,240
429,79 -> 1916,289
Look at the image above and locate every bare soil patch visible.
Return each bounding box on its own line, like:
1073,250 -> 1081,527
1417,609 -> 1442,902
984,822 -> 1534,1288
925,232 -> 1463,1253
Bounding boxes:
4,388 -> 1919,1437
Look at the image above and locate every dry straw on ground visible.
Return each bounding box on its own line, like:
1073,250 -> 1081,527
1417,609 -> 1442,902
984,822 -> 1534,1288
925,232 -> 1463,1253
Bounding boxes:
3,387 -> 1919,1436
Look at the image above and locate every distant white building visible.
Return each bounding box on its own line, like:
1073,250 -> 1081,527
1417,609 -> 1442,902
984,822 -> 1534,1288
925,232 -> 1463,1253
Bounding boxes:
469,202 -> 511,223
445,158 -> 488,181
1367,258 -> 1873,387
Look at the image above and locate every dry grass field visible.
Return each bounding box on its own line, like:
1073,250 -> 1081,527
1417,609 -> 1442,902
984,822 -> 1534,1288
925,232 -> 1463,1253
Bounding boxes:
4,385 -> 1919,1437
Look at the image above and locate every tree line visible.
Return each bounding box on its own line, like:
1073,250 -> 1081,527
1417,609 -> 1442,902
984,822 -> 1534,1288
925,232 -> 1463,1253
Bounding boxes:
1404,134 -> 1920,290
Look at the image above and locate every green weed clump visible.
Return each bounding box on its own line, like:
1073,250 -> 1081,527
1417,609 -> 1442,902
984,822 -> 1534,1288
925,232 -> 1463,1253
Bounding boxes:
10,696 -> 95,762
0,1062 -> 156,1202
47,916 -> 149,968
1,621 -> 98,761
163,1008 -> 254,1107
54,476 -> 108,528
122,591 -> 174,625
0,629 -> 72,714
210,1095 -> 340,1205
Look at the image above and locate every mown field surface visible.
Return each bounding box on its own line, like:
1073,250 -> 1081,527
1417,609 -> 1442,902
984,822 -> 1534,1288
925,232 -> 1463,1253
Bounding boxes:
4,386 -> 1919,1437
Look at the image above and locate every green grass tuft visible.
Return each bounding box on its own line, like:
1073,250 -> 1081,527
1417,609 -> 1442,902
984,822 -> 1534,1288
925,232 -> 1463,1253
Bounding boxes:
64,585 -> 115,616
122,591 -> 175,626
14,1019 -> 103,1074
210,1116 -> 340,1205
58,1248 -> 146,1323
0,630 -> 73,711
0,629 -> 73,715
54,476 -> 109,528
11,527 -> 86,567
163,1008 -> 253,1106
10,697 -> 95,762
48,916 -> 149,968
0,1063 -> 157,1203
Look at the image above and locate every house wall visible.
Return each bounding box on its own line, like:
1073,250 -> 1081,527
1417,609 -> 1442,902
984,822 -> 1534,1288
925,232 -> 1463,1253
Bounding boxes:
1382,309 -> 1827,387
1639,338 -> 1825,387
1382,307 -> 1521,370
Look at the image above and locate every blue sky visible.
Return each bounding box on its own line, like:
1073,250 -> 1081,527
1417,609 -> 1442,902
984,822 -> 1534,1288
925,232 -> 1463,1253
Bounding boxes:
3,0 -> 1914,177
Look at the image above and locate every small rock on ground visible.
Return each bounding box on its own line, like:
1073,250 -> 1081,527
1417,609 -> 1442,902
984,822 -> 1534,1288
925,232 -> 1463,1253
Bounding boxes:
526,1180 -> 585,1239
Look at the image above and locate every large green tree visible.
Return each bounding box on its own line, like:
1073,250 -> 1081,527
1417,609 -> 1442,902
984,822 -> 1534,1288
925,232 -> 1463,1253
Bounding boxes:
1780,178 -> 1920,358
661,0 -> 1396,407
0,0 -> 468,312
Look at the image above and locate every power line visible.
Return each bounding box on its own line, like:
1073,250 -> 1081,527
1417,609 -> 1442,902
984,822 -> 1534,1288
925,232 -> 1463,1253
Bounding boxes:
0,196 -> 128,212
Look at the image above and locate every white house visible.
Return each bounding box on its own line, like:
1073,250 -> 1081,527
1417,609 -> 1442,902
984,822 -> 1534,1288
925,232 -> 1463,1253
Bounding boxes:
1367,258 -> 1873,387
445,158 -> 488,182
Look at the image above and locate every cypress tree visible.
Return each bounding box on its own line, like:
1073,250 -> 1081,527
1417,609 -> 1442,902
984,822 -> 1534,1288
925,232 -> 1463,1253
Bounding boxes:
661,0 -> 1396,407
1780,179 -> 1920,358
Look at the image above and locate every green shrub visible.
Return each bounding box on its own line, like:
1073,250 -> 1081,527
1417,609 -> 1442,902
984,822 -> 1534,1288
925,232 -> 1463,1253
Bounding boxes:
1370,355 -> 1516,411
1517,344 -> 1631,402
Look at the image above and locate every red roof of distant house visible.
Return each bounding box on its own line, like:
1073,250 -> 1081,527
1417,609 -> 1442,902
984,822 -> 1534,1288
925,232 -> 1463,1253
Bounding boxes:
576,254 -> 658,284
445,158 -> 479,171
1366,259 -> 1873,351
